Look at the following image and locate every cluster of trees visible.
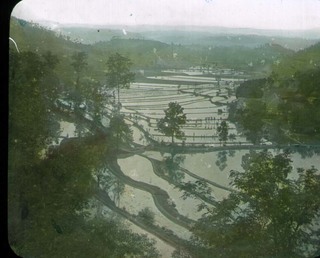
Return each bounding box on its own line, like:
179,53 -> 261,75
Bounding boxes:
231,42 -> 320,144
152,87 -> 320,257
8,44 -> 160,257
235,78 -> 265,98
156,102 -> 236,146
274,68 -> 320,136
232,99 -> 268,144
179,151 -> 320,258
56,48 -> 135,146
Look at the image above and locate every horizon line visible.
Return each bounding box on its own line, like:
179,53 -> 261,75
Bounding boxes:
11,16 -> 320,33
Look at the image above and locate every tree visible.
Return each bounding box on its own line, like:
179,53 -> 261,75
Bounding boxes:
40,51 -> 61,102
80,78 -> 108,123
43,50 -> 60,70
138,207 -> 155,225
9,50 -> 60,163
105,53 -> 135,109
157,102 -> 187,144
71,51 -> 88,86
237,99 -> 267,144
192,151 -> 320,258
217,120 -> 229,145
109,110 -> 133,150
70,52 -> 89,137
70,51 -> 88,110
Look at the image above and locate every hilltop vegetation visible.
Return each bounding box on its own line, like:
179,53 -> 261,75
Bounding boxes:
52,23 -> 319,50
231,42 -> 320,144
10,17 -> 297,73
271,42 -> 320,79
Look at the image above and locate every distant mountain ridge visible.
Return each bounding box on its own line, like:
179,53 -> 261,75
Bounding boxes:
9,16 -> 316,73
22,17 -> 320,51
36,18 -> 320,38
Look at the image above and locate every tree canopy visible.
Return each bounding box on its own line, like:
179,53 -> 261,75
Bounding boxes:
231,44 -> 320,144
8,49 -> 158,258
157,102 -> 187,144
105,52 -> 135,107
191,151 -> 320,258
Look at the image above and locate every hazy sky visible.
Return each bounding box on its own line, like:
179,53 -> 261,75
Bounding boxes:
11,0 -> 320,30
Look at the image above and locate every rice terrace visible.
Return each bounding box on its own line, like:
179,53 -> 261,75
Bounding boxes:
8,1 -> 320,257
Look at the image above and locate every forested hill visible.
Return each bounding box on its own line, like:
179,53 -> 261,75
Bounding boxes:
9,17 -> 89,54
232,42 -> 320,144
10,17 -> 299,72
271,42 -> 320,79
141,31 -> 319,50
269,42 -> 320,139
45,21 -> 320,50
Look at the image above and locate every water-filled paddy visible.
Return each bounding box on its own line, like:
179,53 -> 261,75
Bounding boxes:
118,155 -> 208,220
59,70 -> 319,256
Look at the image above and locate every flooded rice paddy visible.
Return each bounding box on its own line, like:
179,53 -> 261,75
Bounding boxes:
60,71 -> 320,256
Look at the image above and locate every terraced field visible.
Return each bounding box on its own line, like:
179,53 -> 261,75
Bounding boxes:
121,73 -> 248,146
56,70 -> 249,254
59,71 -> 320,256
53,69 -> 320,257
92,72 -> 243,254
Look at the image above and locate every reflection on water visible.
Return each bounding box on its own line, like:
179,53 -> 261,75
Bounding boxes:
161,151 -> 186,184
55,77 -> 320,257
118,155 -> 207,220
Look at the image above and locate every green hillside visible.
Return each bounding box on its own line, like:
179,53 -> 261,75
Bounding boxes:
271,42 -> 320,79
10,17 -> 298,75
231,42 -> 320,143
56,25 -> 319,50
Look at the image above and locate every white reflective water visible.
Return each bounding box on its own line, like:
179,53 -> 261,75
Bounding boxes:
60,71 -> 319,257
